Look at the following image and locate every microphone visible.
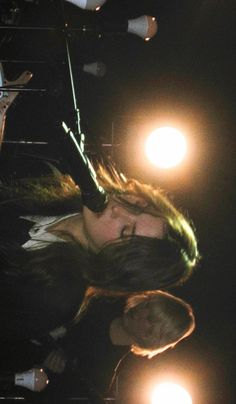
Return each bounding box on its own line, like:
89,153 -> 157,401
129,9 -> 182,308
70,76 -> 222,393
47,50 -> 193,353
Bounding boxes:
61,122 -> 108,213
0,368 -> 49,392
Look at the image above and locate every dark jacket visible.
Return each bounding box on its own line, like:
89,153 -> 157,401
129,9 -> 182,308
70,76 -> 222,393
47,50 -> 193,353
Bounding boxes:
0,207 -> 87,341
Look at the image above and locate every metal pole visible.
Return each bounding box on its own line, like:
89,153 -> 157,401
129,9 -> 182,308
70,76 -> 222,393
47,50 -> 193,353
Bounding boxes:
60,0 -> 81,136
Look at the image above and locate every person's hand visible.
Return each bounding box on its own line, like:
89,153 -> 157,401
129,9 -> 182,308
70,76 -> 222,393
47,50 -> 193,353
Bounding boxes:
43,348 -> 67,374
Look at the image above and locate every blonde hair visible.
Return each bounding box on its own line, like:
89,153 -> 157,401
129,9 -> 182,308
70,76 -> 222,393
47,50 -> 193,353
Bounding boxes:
74,288 -> 195,359
124,290 -> 195,359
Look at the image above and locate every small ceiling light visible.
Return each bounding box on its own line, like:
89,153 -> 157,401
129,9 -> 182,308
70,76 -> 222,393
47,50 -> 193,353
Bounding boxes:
82,61 -> 107,77
128,15 -> 158,40
66,0 -> 107,11
15,368 -> 49,392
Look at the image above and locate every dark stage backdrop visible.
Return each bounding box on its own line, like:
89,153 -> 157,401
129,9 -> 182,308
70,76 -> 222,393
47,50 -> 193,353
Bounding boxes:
0,1 -> 235,403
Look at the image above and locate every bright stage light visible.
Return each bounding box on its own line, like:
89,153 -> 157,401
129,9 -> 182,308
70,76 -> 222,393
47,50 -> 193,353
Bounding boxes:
151,382 -> 192,404
145,127 -> 187,169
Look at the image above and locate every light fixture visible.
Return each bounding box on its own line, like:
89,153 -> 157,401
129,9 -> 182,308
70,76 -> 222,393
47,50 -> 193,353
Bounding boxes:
145,126 -> 187,169
15,368 -> 49,392
151,382 -> 192,404
0,368 -> 49,392
82,61 -> 107,77
66,0 -> 107,11
128,16 -> 158,40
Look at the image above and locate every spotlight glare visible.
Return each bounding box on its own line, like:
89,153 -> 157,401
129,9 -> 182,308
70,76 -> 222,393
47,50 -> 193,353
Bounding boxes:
145,126 -> 187,169
151,382 -> 192,404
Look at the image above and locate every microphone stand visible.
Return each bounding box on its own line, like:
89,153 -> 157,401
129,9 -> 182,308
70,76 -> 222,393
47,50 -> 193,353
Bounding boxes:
61,121 -> 108,212
57,1 -> 108,213
59,0 -> 82,136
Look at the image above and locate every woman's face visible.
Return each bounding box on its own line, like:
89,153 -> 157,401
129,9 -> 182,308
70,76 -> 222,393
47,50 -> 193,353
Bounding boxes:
82,195 -> 166,251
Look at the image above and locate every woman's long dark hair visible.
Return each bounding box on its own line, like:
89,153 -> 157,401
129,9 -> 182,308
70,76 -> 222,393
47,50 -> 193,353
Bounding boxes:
0,165 -> 199,293
90,237 -> 188,291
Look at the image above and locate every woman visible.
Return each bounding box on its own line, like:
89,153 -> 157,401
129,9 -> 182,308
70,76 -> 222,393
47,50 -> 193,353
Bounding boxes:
42,290 -> 195,383
0,289 -> 195,399
0,164 -> 199,339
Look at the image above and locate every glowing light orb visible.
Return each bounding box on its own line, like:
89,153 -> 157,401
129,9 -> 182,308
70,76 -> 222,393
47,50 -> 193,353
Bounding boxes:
151,382 -> 192,404
145,127 -> 187,169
